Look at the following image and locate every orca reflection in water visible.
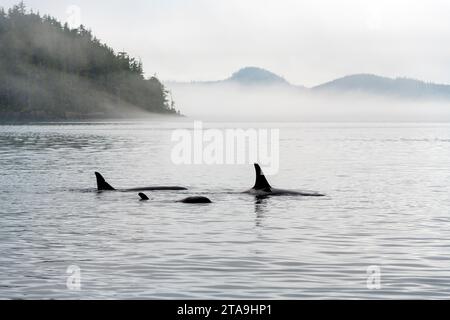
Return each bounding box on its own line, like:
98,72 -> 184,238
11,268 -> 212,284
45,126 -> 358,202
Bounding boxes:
95,172 -> 187,192
138,193 -> 212,203
245,164 -> 325,197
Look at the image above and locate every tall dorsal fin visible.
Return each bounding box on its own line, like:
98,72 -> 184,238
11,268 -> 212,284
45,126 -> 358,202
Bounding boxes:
95,172 -> 116,191
253,163 -> 272,191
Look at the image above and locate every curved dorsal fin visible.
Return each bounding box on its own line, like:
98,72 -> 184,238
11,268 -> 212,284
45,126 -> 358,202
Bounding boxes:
95,172 -> 116,191
253,163 -> 272,191
138,193 -> 149,201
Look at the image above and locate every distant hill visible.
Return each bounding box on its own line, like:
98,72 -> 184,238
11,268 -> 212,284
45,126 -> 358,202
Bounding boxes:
169,68 -> 450,101
312,74 -> 450,100
225,67 -> 290,86
168,66 -> 302,89
0,3 -> 179,121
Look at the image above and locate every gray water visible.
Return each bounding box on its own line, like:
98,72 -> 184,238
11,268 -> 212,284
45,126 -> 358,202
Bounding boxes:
1,121 -> 450,299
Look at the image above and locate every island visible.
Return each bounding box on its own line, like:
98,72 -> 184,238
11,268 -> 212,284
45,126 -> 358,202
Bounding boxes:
0,2 -> 180,121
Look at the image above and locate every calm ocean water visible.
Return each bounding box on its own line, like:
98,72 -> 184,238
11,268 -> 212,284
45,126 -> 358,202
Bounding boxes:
1,121 -> 450,299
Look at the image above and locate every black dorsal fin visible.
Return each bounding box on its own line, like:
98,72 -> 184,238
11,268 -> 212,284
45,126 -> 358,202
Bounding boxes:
95,172 -> 116,191
138,193 -> 149,201
253,163 -> 272,191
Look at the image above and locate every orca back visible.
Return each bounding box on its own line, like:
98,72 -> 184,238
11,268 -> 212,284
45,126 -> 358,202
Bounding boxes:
181,196 -> 212,203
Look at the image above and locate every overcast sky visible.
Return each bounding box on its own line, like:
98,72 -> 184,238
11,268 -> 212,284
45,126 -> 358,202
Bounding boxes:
3,0 -> 450,86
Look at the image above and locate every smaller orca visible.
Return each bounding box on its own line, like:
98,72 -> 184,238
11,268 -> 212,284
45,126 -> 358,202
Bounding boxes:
138,193 -> 212,204
138,193 -> 150,201
245,164 -> 325,197
95,172 -> 187,192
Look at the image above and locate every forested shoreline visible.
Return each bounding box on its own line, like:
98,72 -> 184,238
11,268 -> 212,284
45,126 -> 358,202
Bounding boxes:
0,2 -> 179,121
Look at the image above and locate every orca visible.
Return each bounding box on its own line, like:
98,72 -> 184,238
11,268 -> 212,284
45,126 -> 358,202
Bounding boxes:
245,164 -> 325,197
138,193 -> 212,204
95,172 -> 187,192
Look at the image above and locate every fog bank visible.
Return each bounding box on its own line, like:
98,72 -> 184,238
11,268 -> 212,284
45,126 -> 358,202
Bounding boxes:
168,83 -> 450,122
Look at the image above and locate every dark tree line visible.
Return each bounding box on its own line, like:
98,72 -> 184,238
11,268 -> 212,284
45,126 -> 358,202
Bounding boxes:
0,2 -> 179,120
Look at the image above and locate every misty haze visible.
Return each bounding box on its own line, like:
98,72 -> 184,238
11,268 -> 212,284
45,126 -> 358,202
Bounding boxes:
168,67 -> 450,121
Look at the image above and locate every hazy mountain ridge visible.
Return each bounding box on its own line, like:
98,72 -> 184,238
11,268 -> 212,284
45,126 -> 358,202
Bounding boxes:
168,66 -> 304,90
226,67 -> 290,86
169,67 -> 450,101
167,67 -> 450,121
313,74 -> 450,99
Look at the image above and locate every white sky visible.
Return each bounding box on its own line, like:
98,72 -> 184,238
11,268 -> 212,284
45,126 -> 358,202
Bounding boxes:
3,0 -> 450,86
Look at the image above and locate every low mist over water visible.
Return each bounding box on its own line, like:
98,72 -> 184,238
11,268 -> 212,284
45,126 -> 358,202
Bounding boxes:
167,68 -> 450,122
170,82 -> 450,121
